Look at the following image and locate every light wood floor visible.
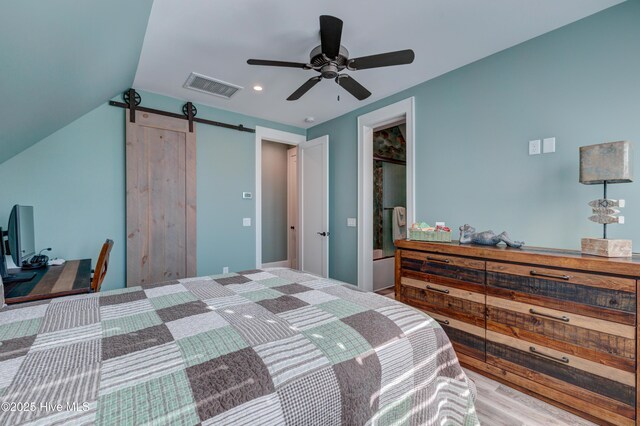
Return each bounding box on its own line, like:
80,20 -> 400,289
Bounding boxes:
464,368 -> 595,426
375,287 -> 596,426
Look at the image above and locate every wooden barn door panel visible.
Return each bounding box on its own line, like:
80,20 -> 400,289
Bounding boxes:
126,111 -> 196,286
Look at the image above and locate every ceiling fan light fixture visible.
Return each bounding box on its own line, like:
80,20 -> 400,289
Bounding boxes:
253,85 -> 263,91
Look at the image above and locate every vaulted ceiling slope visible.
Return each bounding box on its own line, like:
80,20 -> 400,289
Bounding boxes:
0,0 -> 154,164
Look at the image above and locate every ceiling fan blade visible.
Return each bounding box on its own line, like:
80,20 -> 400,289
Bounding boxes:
247,59 -> 310,69
348,49 -> 415,70
335,74 -> 371,100
319,15 -> 343,59
287,76 -> 322,101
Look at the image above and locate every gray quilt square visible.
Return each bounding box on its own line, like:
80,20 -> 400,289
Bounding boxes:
277,366 -> 341,425
102,324 -> 174,360
156,300 -> 212,323
257,295 -> 309,314
215,275 -> 252,285
341,310 -> 403,349
0,335 -> 36,362
273,283 -> 311,295
186,347 -> 274,421
333,351 -> 382,425
99,290 -> 147,306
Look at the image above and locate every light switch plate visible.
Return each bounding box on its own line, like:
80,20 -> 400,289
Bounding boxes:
347,218 -> 357,227
543,137 -> 556,153
242,192 -> 252,199
243,218 -> 251,227
529,140 -> 541,155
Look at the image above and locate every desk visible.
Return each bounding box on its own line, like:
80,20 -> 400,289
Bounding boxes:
4,259 -> 92,304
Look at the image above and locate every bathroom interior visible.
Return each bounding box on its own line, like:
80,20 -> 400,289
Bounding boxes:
372,121 -> 407,291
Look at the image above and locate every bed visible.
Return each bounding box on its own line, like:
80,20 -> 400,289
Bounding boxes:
0,268 -> 478,425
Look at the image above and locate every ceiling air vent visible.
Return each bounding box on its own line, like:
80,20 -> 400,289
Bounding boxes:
183,72 -> 243,99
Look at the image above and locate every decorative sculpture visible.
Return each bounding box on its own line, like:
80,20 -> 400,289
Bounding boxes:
459,224 -> 524,248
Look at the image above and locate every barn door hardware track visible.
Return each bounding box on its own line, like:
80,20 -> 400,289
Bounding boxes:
109,89 -> 255,133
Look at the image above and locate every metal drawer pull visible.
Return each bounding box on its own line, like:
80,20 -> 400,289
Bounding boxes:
529,308 -> 570,322
435,319 -> 450,325
426,285 -> 449,294
530,270 -> 570,280
427,256 -> 450,264
530,346 -> 569,364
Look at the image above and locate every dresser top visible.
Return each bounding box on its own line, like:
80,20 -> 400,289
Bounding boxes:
395,239 -> 640,277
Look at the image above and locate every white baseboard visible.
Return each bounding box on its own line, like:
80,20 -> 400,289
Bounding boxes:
261,260 -> 289,268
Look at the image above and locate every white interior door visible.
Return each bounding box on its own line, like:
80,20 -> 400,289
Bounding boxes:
298,135 -> 329,277
287,147 -> 298,269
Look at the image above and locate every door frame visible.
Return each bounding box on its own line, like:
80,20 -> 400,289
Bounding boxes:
255,126 -> 305,269
298,135 -> 329,277
357,97 -> 415,291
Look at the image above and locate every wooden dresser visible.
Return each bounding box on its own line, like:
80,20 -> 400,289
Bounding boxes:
395,240 -> 640,426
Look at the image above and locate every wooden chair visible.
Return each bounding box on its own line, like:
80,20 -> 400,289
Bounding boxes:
92,239 -> 114,292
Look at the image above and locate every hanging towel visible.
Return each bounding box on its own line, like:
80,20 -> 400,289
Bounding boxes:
392,206 -> 406,241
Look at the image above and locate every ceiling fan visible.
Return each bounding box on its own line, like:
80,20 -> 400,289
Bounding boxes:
247,15 -> 415,101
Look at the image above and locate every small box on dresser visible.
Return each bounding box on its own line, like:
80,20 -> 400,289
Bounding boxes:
395,240 -> 640,426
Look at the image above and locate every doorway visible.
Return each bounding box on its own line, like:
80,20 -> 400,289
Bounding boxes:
372,121 -> 407,291
260,139 -> 297,268
357,97 -> 415,292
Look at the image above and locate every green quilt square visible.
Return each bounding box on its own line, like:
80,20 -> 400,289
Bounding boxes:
0,317 -> 42,341
258,277 -> 294,287
316,299 -> 368,319
150,292 -> 198,310
96,369 -> 199,426
242,288 -> 281,302
303,320 -> 372,364
102,311 -> 162,337
177,326 -> 248,367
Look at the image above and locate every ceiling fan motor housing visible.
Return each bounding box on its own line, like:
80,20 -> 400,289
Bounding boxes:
310,45 -> 349,79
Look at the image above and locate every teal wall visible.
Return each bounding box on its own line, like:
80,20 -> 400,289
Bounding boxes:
308,0 -> 640,285
0,0 -> 153,164
0,91 -> 304,291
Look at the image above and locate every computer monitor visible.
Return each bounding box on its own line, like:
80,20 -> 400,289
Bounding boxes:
8,205 -> 35,267
0,226 -> 35,284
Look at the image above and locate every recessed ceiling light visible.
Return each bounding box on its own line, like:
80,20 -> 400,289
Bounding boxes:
253,85 -> 263,91
304,117 -> 315,123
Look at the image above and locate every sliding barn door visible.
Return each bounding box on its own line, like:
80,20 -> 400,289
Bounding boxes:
126,111 -> 196,286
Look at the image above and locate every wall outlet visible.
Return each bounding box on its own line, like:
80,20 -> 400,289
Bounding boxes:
347,218 -> 357,227
543,137 -> 556,153
529,139 -> 541,155
243,218 -> 251,227
223,266 -> 229,274
242,192 -> 252,199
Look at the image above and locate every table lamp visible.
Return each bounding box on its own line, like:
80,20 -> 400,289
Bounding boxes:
579,141 -> 633,257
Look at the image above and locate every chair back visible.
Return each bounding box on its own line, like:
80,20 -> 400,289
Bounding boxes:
92,239 -> 114,292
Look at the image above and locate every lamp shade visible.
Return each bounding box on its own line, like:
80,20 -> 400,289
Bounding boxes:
579,141 -> 633,185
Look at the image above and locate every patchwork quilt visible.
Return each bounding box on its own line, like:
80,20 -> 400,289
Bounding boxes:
0,268 -> 479,425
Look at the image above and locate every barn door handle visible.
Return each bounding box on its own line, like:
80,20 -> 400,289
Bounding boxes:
427,256 -> 450,264
426,285 -> 449,294
530,270 -> 570,280
529,346 -> 569,364
317,232 -> 330,236
529,308 -> 570,322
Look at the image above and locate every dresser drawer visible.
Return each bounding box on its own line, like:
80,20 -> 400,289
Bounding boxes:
399,276 -> 486,360
400,251 -> 485,288
486,296 -> 636,372
486,262 -> 636,325
486,330 -> 636,419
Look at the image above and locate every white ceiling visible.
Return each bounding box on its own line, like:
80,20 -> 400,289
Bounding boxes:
133,0 -> 623,129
